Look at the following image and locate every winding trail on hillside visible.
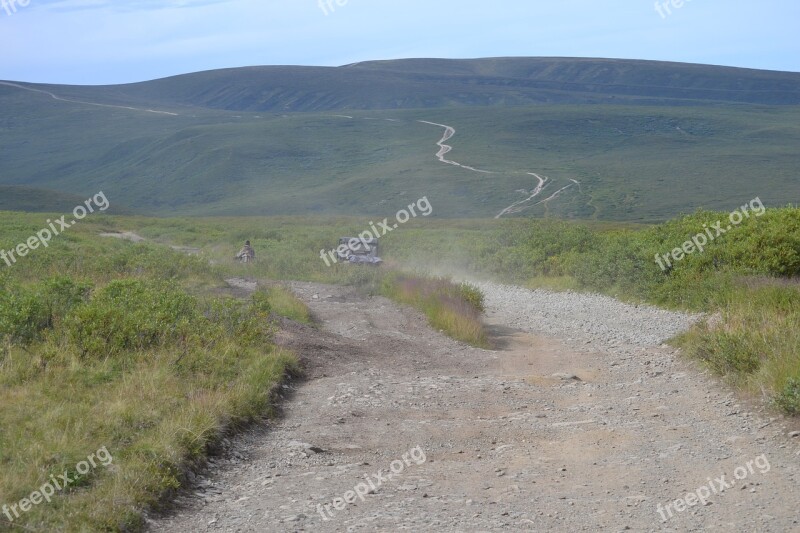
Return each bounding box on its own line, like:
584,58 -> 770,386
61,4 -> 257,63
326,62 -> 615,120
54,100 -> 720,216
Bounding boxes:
0,81 -> 179,116
414,120 -> 580,218
323,114 -> 580,216
495,173 -> 548,218
150,280 -> 800,532
493,176 -> 581,218
417,120 -> 495,174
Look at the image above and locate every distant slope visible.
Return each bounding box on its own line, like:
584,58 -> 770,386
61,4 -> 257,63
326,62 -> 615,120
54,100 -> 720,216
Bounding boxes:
6,58 -> 800,113
0,186 -> 88,213
1,57 -> 799,221
0,186 -> 135,214
0,100 -> 798,221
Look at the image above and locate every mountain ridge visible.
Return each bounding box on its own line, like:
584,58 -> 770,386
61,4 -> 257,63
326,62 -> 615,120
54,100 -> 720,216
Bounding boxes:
5,57 -> 800,113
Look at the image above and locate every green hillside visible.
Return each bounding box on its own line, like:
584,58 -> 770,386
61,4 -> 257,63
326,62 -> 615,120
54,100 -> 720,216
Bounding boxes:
1,58 -> 799,221
0,186 -> 134,214
12,58 -> 800,111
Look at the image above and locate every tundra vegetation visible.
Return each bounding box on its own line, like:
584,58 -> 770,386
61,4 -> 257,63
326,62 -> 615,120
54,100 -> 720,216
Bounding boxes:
0,204 -> 798,530
0,213 -> 304,531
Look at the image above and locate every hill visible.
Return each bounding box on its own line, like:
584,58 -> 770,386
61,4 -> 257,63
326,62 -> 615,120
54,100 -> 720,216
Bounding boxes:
12,58 -> 800,112
1,58 -> 799,221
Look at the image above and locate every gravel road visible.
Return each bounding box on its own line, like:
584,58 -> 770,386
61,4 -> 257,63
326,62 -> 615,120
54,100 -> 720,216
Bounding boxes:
149,281 -> 800,532
472,281 -> 701,349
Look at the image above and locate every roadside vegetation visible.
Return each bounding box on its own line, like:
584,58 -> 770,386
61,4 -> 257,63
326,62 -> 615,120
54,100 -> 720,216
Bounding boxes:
257,285 -> 313,325
103,208 -> 800,415
2,202 -> 796,531
0,213 -> 301,531
378,273 -> 488,348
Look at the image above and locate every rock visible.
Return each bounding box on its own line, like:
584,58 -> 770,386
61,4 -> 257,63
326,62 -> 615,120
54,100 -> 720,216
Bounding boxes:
552,373 -> 581,381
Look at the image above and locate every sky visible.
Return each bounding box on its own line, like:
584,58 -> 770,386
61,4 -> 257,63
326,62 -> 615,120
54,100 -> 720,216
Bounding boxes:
0,0 -> 798,85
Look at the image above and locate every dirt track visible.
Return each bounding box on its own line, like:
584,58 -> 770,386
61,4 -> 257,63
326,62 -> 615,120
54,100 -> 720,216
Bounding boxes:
150,281 -> 800,532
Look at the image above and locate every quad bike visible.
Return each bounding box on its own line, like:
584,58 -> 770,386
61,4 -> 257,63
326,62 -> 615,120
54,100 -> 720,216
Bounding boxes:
336,237 -> 383,266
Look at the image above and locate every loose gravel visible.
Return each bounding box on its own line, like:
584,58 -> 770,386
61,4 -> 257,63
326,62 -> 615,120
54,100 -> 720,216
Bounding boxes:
473,281 -> 702,349
149,281 -> 800,533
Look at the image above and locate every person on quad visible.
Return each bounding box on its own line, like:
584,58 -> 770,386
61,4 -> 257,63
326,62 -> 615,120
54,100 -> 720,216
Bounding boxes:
235,240 -> 256,263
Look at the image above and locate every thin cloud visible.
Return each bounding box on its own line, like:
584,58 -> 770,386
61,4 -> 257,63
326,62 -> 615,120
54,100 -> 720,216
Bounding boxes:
38,0 -> 232,14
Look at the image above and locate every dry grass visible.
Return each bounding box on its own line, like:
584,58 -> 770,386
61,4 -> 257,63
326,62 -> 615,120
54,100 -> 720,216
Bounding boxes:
260,284 -> 313,325
381,275 -> 489,348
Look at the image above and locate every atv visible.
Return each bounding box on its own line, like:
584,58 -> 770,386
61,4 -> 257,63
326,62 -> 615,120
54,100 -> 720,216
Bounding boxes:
336,237 -> 383,265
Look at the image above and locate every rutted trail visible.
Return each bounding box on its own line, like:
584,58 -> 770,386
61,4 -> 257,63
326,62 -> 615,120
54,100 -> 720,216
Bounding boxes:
415,120 -> 579,218
151,282 -> 800,532
0,81 -> 179,116
494,177 -> 580,218
495,173 -> 548,218
321,115 -> 582,217
417,120 -> 495,174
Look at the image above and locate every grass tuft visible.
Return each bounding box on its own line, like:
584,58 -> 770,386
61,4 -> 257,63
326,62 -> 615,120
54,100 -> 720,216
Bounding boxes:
259,285 -> 313,324
379,274 -> 489,348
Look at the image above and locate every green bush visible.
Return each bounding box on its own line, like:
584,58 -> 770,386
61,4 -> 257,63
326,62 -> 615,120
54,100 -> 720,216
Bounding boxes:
203,295 -> 274,347
66,279 -> 198,358
0,214 -> 302,531
38,276 -> 92,326
0,277 -> 89,345
0,289 -> 49,345
776,378 -> 800,415
693,331 -> 762,376
458,282 -> 485,312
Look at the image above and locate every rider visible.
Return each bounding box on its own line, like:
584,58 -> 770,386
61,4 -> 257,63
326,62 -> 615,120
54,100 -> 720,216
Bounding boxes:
235,240 -> 256,263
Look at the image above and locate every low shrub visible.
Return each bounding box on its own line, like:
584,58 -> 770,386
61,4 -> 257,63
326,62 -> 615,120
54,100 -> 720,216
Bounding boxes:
776,378 -> 800,415
66,279 -> 198,358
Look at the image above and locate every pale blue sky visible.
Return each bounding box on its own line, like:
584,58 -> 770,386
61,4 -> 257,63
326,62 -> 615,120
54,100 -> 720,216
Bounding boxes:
1,0 -> 798,85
